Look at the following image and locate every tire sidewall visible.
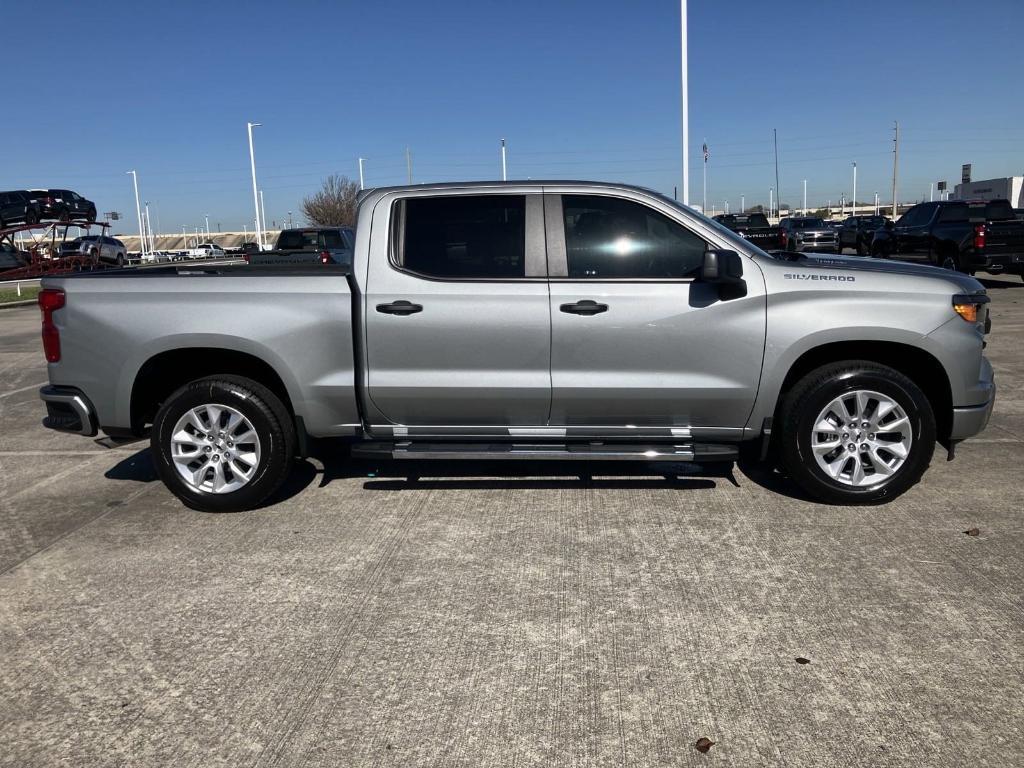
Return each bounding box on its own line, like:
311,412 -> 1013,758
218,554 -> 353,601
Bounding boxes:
151,379 -> 289,512
788,368 -> 934,503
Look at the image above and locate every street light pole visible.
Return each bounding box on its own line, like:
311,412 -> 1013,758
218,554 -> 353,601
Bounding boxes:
406,146 -> 413,184
803,179 -> 807,213
358,157 -> 365,190
259,190 -> 267,245
287,211 -> 293,228
204,214 -> 210,238
680,0 -> 689,206
852,162 -> 857,217
891,120 -> 899,218
874,192 -> 879,215
247,121 -> 263,250
501,138 -> 507,181
769,187 -> 774,219
127,170 -> 145,259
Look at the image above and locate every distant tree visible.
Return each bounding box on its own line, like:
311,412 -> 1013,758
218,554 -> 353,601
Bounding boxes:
748,204 -> 765,214
301,174 -> 360,227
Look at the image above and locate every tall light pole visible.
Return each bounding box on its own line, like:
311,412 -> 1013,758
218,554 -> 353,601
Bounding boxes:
127,170 -> 145,259
406,146 -> 413,184
769,187 -> 774,219
501,138 -> 507,181
358,157 -> 365,190
259,190 -> 267,244
680,0 -> 689,205
204,214 -> 210,238
851,162 -> 857,217
144,203 -> 155,254
181,225 -> 187,251
740,194 -> 745,213
802,179 -> 807,213
929,182 -> 934,202
287,211 -> 293,228
874,191 -> 879,215
247,121 -> 263,249
702,138 -> 707,213
891,120 -> 899,218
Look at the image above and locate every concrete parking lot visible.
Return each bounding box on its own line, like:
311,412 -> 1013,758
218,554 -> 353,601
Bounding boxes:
1,276 -> 1022,767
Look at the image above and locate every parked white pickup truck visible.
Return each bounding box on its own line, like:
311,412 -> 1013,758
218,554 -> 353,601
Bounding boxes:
188,242 -> 226,259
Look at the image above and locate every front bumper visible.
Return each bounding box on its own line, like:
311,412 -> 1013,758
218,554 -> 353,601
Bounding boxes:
793,240 -> 838,252
950,359 -> 996,441
39,385 -> 97,437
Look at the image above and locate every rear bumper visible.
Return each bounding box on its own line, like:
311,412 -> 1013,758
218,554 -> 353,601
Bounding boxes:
39,385 -> 97,437
966,251 -> 1024,274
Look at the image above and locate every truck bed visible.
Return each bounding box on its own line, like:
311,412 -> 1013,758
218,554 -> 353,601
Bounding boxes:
40,265 -> 361,437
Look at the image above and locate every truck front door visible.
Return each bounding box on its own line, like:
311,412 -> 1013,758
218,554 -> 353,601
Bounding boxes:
544,191 -> 766,437
364,192 -> 551,429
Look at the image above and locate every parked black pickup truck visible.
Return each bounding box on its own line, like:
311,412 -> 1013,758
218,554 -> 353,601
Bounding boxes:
712,213 -> 787,252
245,227 -> 355,266
837,215 -> 889,255
871,199 -> 1024,278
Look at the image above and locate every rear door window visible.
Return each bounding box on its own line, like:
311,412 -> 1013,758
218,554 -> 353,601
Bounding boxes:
393,195 -> 526,279
320,230 -> 346,249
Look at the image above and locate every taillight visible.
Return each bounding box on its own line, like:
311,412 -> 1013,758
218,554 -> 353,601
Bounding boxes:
779,229 -> 787,247
319,250 -> 331,265
973,223 -> 986,251
242,253 -> 251,264
38,288 -> 65,363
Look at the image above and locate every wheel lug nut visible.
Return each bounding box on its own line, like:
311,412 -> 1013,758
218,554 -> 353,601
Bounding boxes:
842,433 -> 849,440
861,422 -> 869,429
868,433 -> 875,440
848,443 -> 856,452
860,443 -> 868,450
204,446 -> 211,453
212,455 -> 219,461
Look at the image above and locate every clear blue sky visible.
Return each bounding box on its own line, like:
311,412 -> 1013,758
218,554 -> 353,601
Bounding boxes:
4,0 -> 1023,232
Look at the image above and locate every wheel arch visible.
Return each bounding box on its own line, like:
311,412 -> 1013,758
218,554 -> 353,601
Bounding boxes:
774,340 -> 953,442
130,347 -> 296,435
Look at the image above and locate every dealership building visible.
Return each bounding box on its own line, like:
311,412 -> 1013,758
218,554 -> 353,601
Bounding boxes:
954,176 -> 1023,208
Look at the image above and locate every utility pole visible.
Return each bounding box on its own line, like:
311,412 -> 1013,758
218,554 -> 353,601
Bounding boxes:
501,138 -> 507,181
127,170 -> 145,260
740,194 -> 745,212
358,157 -> 365,190
769,187 -> 774,219
852,162 -> 857,217
204,214 -> 210,238
891,120 -> 899,218
929,182 -> 934,202
773,128 -> 780,219
680,0 -> 689,206
406,146 -> 413,184
247,122 -> 263,250
874,192 -> 879,215
802,179 -> 807,213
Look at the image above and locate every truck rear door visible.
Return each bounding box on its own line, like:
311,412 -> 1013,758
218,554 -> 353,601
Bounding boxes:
544,191 -> 766,434
363,191 -> 551,429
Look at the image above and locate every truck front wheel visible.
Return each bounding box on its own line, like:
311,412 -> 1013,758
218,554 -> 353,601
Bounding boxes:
151,375 -> 295,512
777,361 -> 935,505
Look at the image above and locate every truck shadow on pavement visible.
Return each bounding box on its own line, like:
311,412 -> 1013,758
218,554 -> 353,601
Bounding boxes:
101,443 -> 819,506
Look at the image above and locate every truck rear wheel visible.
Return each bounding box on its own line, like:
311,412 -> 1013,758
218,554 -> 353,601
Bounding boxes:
777,361 -> 934,505
151,375 -> 295,512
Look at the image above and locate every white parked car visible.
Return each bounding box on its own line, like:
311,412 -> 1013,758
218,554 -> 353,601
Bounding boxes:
188,242 -> 226,259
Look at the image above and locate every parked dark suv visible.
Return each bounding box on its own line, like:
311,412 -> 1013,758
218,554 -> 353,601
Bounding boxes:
0,190 -> 41,228
28,189 -> 97,223
837,215 -> 889,255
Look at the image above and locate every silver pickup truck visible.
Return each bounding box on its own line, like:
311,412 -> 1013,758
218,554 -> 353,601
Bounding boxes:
38,181 -> 995,511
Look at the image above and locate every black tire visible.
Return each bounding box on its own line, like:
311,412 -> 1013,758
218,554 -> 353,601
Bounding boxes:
939,249 -> 963,272
151,375 -> 295,512
116,253 -> 125,267
776,361 -> 935,505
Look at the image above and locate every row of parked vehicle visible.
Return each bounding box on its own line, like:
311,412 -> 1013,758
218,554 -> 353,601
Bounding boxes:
0,189 -> 97,229
712,199 -> 1024,279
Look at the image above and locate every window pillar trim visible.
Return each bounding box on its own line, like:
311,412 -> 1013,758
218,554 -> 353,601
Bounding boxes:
543,193 -> 568,277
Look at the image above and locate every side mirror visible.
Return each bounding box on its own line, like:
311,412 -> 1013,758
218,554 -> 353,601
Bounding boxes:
700,249 -> 744,284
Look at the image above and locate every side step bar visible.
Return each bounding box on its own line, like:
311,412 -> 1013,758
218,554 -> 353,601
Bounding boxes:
351,441 -> 738,462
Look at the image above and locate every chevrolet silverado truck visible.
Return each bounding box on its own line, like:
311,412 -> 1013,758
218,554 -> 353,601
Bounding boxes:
245,227 -> 355,266
712,212 -> 787,252
871,199 -> 1024,278
37,181 -> 995,511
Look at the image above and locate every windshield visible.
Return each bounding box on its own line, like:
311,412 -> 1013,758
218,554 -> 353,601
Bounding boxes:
790,218 -> 826,229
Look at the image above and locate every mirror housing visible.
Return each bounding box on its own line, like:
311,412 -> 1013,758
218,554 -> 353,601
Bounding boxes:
700,249 -> 744,284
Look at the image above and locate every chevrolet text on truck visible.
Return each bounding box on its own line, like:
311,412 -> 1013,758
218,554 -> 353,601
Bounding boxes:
38,181 -> 995,511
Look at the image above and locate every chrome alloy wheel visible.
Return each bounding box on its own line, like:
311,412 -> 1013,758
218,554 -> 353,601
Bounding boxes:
170,404 -> 261,494
810,389 -> 912,487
